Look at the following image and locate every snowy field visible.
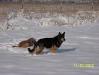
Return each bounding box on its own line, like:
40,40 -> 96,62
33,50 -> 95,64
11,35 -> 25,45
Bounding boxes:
0,11 -> 99,75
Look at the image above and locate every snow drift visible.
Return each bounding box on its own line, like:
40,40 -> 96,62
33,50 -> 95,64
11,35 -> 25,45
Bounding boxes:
0,10 -> 97,31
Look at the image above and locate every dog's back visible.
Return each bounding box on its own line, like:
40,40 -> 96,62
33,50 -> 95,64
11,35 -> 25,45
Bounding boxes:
37,38 -> 55,48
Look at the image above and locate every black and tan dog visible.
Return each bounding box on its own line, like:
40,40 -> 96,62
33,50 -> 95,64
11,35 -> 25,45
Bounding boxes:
28,32 -> 65,55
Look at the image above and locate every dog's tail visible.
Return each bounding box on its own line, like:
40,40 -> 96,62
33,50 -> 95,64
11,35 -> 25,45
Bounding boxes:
28,41 -> 37,54
28,48 -> 35,54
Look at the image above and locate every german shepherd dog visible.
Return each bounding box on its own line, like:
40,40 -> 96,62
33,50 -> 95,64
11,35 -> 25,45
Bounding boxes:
12,38 -> 36,48
28,32 -> 65,55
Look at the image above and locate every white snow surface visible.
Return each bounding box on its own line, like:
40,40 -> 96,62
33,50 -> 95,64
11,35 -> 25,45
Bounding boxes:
0,12 -> 99,75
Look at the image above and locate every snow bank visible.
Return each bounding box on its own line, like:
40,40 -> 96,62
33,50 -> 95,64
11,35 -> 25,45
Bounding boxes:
0,10 -> 97,31
40,11 -> 97,27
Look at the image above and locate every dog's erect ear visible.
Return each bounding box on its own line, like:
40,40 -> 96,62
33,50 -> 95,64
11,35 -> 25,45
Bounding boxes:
58,32 -> 61,35
62,32 -> 65,36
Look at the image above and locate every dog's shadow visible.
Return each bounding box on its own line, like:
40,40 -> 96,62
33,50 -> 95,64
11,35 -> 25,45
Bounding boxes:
57,48 -> 76,53
44,48 -> 76,54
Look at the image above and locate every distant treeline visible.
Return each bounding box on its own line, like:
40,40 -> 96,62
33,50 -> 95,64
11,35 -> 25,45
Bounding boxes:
0,0 -> 99,4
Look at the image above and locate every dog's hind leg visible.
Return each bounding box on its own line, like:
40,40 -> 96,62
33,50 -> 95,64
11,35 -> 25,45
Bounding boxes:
35,46 -> 44,55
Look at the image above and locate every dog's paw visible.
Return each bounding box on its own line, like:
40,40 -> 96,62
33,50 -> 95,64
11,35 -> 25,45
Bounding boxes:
33,54 -> 38,56
51,53 -> 56,55
47,52 -> 56,55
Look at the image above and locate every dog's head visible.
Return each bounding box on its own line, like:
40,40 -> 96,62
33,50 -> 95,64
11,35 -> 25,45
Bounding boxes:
58,32 -> 65,42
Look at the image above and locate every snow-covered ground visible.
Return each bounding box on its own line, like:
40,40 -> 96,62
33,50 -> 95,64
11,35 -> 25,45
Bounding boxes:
0,11 -> 99,75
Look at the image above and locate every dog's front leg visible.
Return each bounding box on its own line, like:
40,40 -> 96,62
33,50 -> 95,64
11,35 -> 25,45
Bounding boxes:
50,46 -> 57,54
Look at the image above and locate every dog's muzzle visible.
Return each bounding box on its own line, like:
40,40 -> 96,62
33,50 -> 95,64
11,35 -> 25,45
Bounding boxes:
61,38 -> 65,42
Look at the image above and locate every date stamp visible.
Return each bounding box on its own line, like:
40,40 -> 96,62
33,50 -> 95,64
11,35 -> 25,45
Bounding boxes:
74,64 -> 95,68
